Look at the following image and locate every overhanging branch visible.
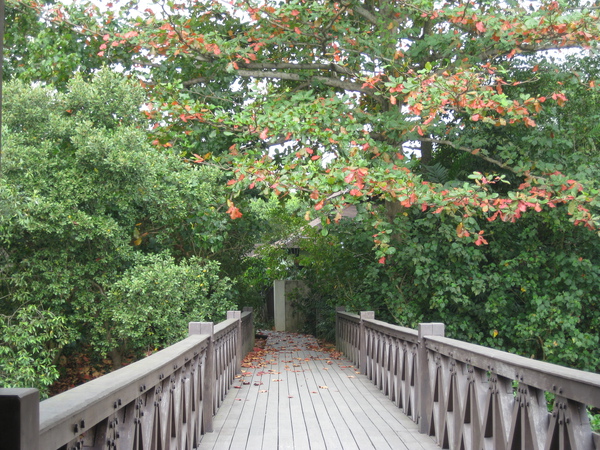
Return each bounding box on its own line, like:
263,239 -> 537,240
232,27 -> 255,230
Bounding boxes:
183,67 -> 380,99
419,137 -> 517,174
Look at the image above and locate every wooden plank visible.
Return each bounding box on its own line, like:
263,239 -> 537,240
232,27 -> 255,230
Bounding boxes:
199,331 -> 440,450
346,359 -> 439,449
315,356 -> 397,450
276,350 -> 295,450
297,349 -> 353,449
206,375 -> 250,449
326,356 -> 425,449
227,370 -> 261,448
243,369 -> 270,449
290,355 -> 327,449
261,357 -> 280,449
306,349 -> 374,449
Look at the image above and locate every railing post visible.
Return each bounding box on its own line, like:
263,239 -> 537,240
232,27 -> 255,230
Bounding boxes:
242,307 -> 254,356
359,311 -> 374,375
417,322 -> 445,434
335,306 -> 346,352
0,388 -> 40,450
227,310 -> 242,374
190,321 -> 215,433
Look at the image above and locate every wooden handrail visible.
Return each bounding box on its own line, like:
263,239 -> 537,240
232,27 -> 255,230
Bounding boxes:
0,309 -> 254,450
335,308 -> 600,450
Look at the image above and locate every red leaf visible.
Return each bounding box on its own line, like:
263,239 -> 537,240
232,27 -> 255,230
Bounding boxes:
227,205 -> 243,220
259,128 -> 269,140
474,231 -> 488,246
476,21 -> 486,33
378,257 -> 386,264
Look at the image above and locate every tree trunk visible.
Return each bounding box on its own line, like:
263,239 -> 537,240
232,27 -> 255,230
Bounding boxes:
110,347 -> 124,370
420,139 -> 433,166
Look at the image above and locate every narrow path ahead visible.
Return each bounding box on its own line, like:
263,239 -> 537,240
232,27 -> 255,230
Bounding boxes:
199,331 -> 439,450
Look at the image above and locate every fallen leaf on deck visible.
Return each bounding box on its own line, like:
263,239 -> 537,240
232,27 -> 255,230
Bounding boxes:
259,390 -> 268,393
319,385 -> 328,389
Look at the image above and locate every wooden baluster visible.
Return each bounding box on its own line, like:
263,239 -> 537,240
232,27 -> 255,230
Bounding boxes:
190,321 -> 214,433
359,311 -> 374,375
417,323 -> 445,435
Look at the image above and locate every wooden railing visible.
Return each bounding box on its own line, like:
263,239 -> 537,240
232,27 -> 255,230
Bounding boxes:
336,307 -> 600,450
0,308 -> 253,450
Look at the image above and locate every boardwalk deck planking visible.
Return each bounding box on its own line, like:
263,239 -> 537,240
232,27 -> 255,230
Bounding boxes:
199,331 -> 439,450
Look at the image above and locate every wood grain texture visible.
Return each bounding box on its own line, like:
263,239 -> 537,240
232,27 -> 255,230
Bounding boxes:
199,331 -> 439,450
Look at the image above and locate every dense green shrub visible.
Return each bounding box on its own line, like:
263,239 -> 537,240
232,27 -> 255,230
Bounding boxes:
0,70 -> 239,393
294,205 -> 600,373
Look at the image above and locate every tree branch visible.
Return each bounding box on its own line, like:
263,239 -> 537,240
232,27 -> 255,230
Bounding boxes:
239,62 -> 356,77
184,67 -> 380,99
351,6 -> 378,25
419,137 -> 517,174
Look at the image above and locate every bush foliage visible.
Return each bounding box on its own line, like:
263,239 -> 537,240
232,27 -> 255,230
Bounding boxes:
0,70 -> 239,395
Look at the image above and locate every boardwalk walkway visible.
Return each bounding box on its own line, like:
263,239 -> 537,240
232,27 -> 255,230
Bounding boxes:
199,331 -> 439,450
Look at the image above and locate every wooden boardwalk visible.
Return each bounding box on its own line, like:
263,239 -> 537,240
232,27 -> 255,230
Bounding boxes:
199,331 -> 439,450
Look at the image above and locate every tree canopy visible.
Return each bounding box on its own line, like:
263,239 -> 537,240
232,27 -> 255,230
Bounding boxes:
4,0 -> 600,378
8,0 -> 599,254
